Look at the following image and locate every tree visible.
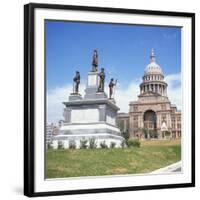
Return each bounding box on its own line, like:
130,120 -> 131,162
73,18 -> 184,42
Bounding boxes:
164,131 -> 171,139
149,130 -> 158,138
123,129 -> 130,141
141,128 -> 148,139
118,121 -> 125,132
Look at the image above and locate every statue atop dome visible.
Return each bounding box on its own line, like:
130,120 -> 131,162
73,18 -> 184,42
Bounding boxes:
140,49 -> 167,97
150,48 -> 156,63
144,49 -> 163,75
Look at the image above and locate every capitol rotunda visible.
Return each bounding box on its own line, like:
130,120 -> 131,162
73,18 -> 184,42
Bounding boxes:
117,49 -> 181,139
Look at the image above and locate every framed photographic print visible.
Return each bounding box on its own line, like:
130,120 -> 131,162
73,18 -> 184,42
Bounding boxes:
24,3 -> 195,197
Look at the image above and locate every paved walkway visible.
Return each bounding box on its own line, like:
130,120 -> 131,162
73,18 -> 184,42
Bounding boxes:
150,161 -> 182,174
173,167 -> 181,172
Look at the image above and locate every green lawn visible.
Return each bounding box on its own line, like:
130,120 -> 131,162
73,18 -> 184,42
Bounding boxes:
46,140 -> 181,178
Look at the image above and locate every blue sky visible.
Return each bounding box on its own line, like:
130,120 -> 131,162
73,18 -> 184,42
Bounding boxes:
45,20 -> 181,123
46,20 -> 181,90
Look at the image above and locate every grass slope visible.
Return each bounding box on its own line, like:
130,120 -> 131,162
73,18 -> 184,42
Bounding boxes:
46,140 -> 181,178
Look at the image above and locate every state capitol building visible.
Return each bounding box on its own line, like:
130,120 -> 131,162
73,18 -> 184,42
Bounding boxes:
117,49 -> 181,139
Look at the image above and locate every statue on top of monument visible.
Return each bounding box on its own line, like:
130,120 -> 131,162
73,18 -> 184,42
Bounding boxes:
92,49 -> 98,72
73,71 -> 80,94
109,78 -> 117,99
98,68 -> 105,92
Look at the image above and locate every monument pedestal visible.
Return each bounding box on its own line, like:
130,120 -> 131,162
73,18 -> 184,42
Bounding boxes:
69,93 -> 82,101
52,70 -> 124,149
84,71 -> 108,99
53,123 -> 124,148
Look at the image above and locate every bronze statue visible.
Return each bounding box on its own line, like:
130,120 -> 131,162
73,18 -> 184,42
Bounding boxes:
73,71 -> 80,94
109,78 -> 117,99
92,50 -> 98,72
98,68 -> 105,92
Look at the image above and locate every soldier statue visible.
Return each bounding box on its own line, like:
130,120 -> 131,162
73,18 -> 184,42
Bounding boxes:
92,49 -> 98,72
98,68 -> 105,92
73,71 -> 80,94
109,78 -> 117,99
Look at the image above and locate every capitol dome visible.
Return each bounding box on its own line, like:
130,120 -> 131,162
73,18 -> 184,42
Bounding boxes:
144,49 -> 163,75
140,49 -> 167,97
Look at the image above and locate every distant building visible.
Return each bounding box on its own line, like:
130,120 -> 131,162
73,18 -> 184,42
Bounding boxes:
117,113 -> 130,132
46,124 -> 54,145
52,124 -> 60,136
170,105 -> 181,138
117,49 -> 181,139
46,123 -> 62,146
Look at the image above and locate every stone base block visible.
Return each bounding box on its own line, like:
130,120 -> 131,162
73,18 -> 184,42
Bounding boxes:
84,89 -> 107,100
69,93 -> 83,101
52,123 -> 125,149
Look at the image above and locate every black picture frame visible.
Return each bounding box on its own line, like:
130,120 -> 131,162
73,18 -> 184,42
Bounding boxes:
24,3 -> 195,197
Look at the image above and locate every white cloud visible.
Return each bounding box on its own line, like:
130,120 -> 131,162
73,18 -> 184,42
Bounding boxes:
113,73 -> 181,113
46,81 -> 85,124
114,80 -> 140,113
165,73 -> 181,110
47,73 -> 181,123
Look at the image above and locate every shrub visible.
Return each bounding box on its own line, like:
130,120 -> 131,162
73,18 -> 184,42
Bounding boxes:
69,140 -> 76,149
57,141 -> 64,149
127,139 -> 141,148
165,131 -> 171,136
149,130 -> 158,138
47,143 -> 53,150
89,138 -> 97,149
80,139 -> 88,149
122,130 -> 130,141
120,140 -> 126,148
110,142 -> 116,148
100,140 -> 108,149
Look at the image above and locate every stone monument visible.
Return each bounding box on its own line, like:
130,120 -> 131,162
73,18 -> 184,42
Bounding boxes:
52,50 -> 125,148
